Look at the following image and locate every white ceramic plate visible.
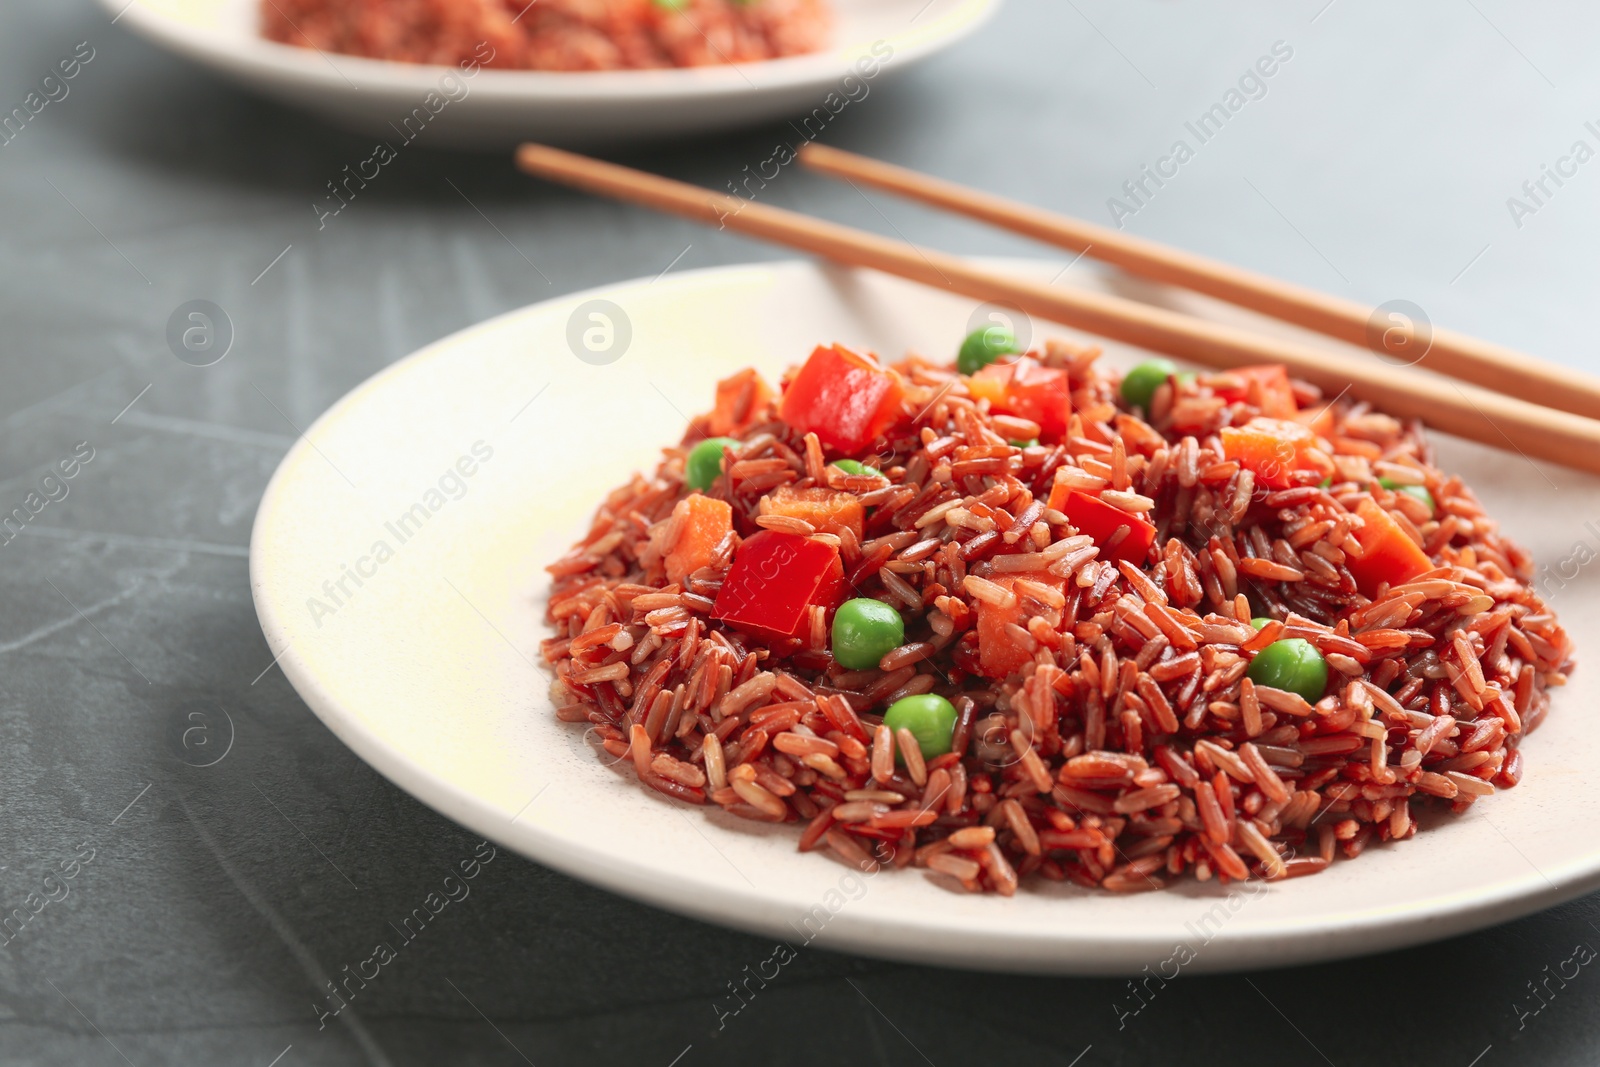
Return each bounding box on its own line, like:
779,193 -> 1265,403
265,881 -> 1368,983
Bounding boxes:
103,0 -> 998,147
250,258 -> 1600,975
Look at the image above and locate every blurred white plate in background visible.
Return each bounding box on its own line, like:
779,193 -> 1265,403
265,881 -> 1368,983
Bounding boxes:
102,0 -> 999,147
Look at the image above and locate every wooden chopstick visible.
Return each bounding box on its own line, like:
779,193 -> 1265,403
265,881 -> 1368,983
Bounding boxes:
514,143 -> 1600,476
797,143 -> 1600,423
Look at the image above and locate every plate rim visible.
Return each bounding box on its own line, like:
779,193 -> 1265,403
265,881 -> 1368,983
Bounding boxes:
249,258 -> 1600,975
102,0 -> 1002,101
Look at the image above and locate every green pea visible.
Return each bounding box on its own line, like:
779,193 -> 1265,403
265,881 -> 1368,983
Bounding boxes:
1378,477 -> 1434,514
831,459 -> 881,479
1121,359 -> 1178,410
957,325 -> 1022,374
1009,438 -> 1038,449
1247,638 -> 1329,704
882,694 -> 959,760
685,437 -> 739,492
831,598 -> 904,670
1249,616 -> 1272,631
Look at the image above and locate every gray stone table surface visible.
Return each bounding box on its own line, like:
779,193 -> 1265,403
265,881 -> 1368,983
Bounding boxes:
3,0 -> 1599,1063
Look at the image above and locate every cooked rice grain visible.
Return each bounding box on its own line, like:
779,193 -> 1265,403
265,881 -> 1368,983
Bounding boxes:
262,0 -> 830,71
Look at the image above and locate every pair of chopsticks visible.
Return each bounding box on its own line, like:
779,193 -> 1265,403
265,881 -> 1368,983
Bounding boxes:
514,142 -> 1600,476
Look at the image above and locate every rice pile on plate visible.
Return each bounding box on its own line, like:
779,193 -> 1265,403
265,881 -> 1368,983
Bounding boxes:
542,338 -> 1574,893
262,0 -> 831,71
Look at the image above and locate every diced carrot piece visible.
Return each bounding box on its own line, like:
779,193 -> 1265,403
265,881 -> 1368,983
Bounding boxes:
1292,402 -> 1336,438
1220,417 -> 1318,490
778,344 -> 903,453
1346,497 -> 1432,597
1046,483 -> 1157,565
665,495 -> 732,585
967,372 -> 1006,408
707,368 -> 775,438
971,356 -> 1071,437
1216,364 -> 1298,418
976,576 -> 1063,678
1045,476 -> 1071,516
766,485 -> 864,540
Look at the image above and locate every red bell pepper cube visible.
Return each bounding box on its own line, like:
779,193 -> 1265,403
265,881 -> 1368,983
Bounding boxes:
1045,484 -> 1156,565
969,356 -> 1071,437
1215,364 -> 1298,419
1346,497 -> 1432,597
711,530 -> 844,642
778,344 -> 904,453
1220,417 -> 1319,490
